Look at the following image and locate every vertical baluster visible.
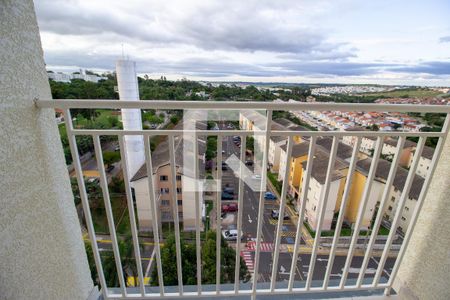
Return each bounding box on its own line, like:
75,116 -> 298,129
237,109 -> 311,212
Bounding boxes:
251,110 -> 272,299
305,137 -> 339,290
64,109 -> 108,298
216,135 -> 223,293
93,135 -> 127,297
356,136 -> 406,287
143,136 -> 165,295
167,135 -> 184,294
339,137 -> 384,288
119,136 -> 146,296
270,136 -> 293,291
234,134 -> 246,292
323,137 -> 362,289
288,136 -> 317,291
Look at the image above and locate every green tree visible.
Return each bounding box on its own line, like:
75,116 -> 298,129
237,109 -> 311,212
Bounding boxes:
246,136 -> 254,153
151,234 -> 197,286
170,115 -> 180,125
84,241 -> 98,284
103,151 -> 121,167
201,231 -> 250,284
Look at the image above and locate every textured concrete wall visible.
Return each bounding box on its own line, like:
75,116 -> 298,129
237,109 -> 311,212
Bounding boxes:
394,131 -> 450,300
0,1 -> 94,299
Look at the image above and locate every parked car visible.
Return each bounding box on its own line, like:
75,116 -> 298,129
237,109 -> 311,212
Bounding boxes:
221,192 -> 234,200
114,145 -> 120,152
251,174 -> 261,180
222,229 -> 242,241
271,209 -> 289,220
245,160 -> 253,166
106,165 -> 115,173
87,177 -> 99,184
223,187 -> 234,194
264,192 -> 277,200
222,203 -> 238,212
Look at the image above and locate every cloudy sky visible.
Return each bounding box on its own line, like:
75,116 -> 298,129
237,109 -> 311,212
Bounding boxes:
35,0 -> 450,86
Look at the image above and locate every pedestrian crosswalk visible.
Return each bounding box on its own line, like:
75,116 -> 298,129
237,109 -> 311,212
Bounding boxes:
268,219 -> 292,225
246,241 -> 274,252
281,231 -> 297,238
241,251 -> 254,271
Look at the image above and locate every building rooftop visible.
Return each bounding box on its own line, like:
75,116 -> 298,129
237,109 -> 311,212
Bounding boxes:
316,137 -> 354,160
280,141 -> 310,158
412,145 -> 435,160
301,148 -> 349,184
384,137 -> 417,149
356,158 -> 424,199
131,121 -> 207,181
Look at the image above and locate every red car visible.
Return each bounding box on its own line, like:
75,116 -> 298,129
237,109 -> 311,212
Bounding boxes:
222,203 -> 238,212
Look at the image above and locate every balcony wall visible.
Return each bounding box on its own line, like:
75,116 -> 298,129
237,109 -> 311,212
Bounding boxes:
0,1 -> 94,299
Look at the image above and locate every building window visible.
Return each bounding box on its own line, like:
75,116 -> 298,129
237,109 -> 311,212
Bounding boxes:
391,196 -> 395,202
161,200 -> 170,206
178,212 -> 183,219
313,205 -> 316,211
161,212 -> 172,220
404,206 -> 409,211
388,206 -> 393,211
177,200 -> 182,206
160,175 -> 168,181
177,187 -> 182,194
176,175 -> 182,181
160,188 -> 169,194
401,216 -> 406,221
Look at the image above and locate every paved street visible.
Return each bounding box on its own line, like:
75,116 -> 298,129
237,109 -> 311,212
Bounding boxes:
219,122 -> 300,245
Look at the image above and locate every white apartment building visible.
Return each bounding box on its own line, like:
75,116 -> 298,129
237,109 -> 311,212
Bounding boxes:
301,149 -> 348,231
382,165 -> 424,235
268,135 -> 287,172
382,138 -> 417,167
408,145 -> 434,178
47,70 -> 107,83
131,122 -> 207,232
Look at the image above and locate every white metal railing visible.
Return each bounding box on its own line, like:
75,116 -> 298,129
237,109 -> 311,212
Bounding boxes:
36,99 -> 450,299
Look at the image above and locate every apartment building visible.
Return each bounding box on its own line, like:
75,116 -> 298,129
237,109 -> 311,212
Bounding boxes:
279,141 -> 310,196
383,168 -> 424,235
408,145 -> 435,178
354,158 -> 424,234
301,149 -> 348,231
268,135 -> 288,172
382,138 -> 417,167
130,122 -> 206,232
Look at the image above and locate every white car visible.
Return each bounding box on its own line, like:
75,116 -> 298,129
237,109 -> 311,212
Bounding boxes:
222,229 -> 243,241
251,174 -> 261,180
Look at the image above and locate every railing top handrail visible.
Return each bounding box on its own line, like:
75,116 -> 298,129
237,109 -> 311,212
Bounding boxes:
35,99 -> 450,113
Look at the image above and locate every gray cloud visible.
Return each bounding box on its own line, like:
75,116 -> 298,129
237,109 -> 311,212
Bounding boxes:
44,48 -> 450,78
34,0 -> 351,56
439,36 -> 450,43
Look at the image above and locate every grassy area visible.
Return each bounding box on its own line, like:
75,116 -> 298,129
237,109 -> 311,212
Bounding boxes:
362,88 -> 441,98
205,200 -> 214,230
267,171 -> 282,195
304,222 -> 390,238
91,196 -> 130,234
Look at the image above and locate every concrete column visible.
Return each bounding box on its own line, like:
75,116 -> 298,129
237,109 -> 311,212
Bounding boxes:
0,1 -> 94,299
393,131 -> 450,299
